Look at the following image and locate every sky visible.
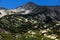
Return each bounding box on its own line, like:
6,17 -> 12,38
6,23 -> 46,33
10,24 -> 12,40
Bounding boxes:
0,0 -> 60,9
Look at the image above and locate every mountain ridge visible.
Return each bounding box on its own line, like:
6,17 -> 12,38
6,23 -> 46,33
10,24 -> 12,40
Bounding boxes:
0,2 -> 60,21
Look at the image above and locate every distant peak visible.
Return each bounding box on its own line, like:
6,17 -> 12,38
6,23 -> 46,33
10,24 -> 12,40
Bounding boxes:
27,2 -> 35,4
16,2 -> 38,9
26,2 -> 37,6
21,2 -> 37,8
0,7 -> 7,10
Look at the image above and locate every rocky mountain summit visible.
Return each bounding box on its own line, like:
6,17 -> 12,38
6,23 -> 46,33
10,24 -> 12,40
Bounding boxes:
0,2 -> 60,21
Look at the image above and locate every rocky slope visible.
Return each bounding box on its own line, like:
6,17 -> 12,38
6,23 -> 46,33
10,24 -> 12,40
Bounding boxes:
0,2 -> 60,40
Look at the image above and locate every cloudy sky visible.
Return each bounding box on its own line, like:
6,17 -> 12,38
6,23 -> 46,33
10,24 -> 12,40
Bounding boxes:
0,0 -> 60,9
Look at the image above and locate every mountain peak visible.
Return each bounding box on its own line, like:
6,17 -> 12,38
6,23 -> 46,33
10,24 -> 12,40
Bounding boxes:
0,7 -> 7,10
25,2 -> 38,6
26,2 -> 36,5
19,2 -> 37,10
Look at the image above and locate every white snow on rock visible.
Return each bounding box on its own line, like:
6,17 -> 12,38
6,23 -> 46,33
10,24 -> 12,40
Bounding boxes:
20,10 -> 32,15
0,10 -> 7,18
0,7 -> 32,18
